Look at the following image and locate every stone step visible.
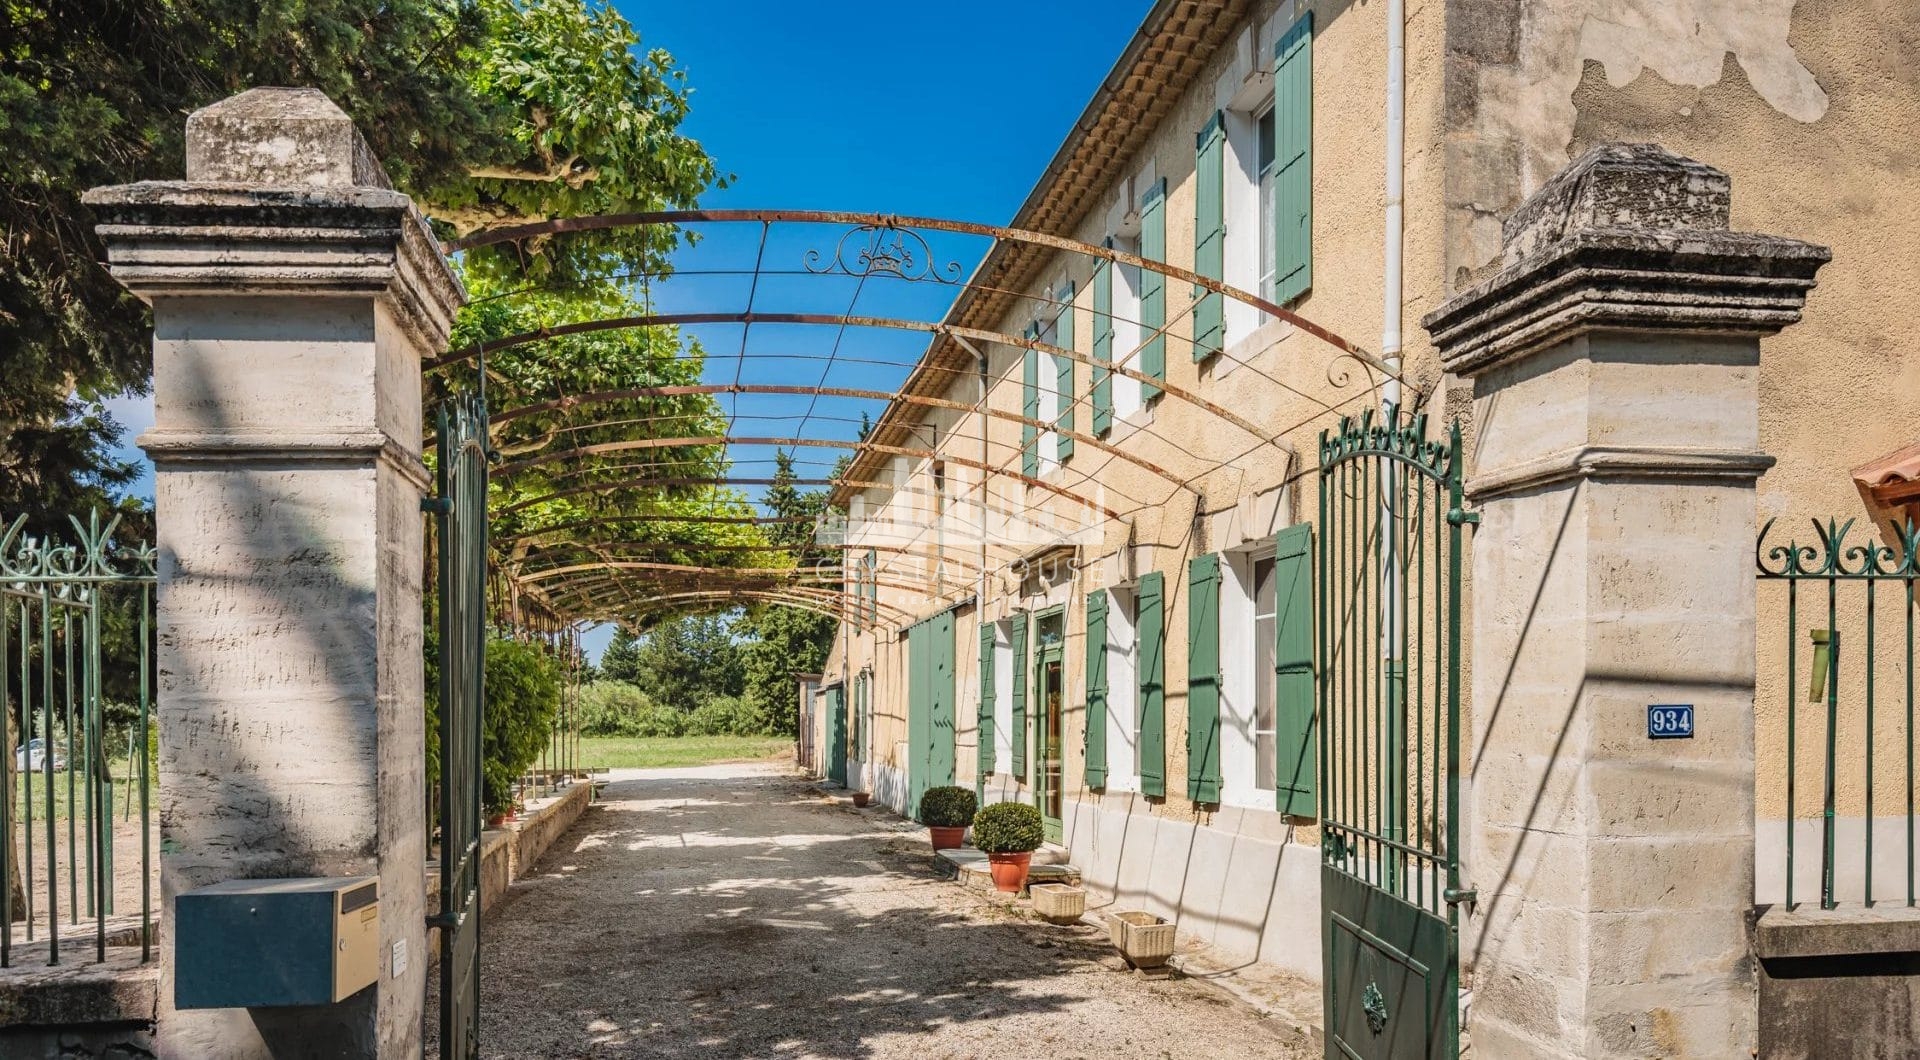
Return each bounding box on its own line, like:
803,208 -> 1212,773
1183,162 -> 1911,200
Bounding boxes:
934,847 -> 1082,896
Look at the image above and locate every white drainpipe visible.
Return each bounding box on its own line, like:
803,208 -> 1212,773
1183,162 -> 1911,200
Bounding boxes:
1382,0 -> 1406,412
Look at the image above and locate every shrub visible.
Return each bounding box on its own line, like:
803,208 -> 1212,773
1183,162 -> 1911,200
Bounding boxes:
628,701 -> 689,738
917,786 -> 978,828
578,681 -> 681,736
684,694 -> 764,737
482,636 -> 563,816
970,802 -> 1044,854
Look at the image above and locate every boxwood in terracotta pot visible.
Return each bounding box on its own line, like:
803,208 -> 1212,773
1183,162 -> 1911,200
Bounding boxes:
971,801 -> 1044,893
918,786 -> 978,852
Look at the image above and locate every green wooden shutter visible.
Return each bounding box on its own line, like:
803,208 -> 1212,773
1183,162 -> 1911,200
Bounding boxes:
978,623 -> 995,787
1091,250 -> 1114,436
1021,324 -> 1040,478
1186,553 -> 1222,803
1139,179 -> 1167,401
931,611 -> 956,788
1273,523 -> 1316,817
907,620 -> 928,810
1011,613 -> 1029,782
1136,571 -> 1166,797
1273,12 -> 1313,306
1193,112 -> 1226,360
1084,590 -> 1108,789
1054,282 -> 1075,462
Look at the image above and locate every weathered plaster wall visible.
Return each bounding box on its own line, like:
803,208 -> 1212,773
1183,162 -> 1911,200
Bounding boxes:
1444,0 -> 1920,845
826,0 -> 1457,979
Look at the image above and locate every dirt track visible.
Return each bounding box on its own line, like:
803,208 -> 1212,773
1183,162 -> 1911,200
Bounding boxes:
442,761 -> 1312,1059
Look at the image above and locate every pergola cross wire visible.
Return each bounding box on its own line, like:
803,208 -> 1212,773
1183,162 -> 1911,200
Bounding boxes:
437,210 -> 1408,628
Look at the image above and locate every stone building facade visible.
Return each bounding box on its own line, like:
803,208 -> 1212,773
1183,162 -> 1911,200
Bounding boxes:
809,0 -> 1919,1021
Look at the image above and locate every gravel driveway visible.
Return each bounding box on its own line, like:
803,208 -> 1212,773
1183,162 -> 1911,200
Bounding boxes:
450,761 -> 1313,1059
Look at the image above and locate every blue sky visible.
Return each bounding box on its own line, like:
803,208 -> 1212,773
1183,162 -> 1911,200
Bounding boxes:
106,0 -> 1156,657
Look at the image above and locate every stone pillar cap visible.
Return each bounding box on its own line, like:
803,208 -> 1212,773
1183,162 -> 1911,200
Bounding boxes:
1423,143 -> 1830,377
83,88 -> 464,349
185,87 -> 391,189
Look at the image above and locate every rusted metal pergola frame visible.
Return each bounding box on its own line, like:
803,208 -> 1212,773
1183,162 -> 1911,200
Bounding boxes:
441,209 -> 1405,627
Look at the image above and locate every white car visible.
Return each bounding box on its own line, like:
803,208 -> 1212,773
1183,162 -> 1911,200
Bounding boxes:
15,738 -> 67,772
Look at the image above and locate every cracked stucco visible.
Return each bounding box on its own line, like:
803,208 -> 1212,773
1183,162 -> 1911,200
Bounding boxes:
1448,0 -> 1829,279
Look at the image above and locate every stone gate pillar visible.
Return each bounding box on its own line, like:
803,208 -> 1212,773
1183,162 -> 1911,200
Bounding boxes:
86,89 -> 463,1058
1422,145 -> 1828,1058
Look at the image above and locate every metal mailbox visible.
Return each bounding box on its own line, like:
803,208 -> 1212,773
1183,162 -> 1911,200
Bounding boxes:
175,876 -> 380,1009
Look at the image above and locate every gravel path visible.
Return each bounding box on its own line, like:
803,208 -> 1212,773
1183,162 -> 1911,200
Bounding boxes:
450,761 -> 1314,1059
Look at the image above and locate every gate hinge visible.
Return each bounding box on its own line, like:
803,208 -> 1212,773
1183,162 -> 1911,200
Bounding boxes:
1443,887 -> 1478,906
420,497 -> 453,514
1446,508 -> 1480,527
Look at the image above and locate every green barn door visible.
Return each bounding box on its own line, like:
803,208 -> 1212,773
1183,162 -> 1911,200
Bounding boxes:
826,684 -> 848,788
928,611 -> 956,792
906,614 -> 956,814
906,620 -> 929,812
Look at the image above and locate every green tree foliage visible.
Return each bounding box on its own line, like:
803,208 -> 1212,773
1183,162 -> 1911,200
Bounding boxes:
0,0 -> 719,517
576,681 -> 677,737
597,629 -> 645,686
735,449 -> 838,736
616,612 -> 744,710
439,0 -> 723,287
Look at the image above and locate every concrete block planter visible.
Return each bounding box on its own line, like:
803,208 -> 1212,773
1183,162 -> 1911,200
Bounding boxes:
1029,883 -> 1086,925
1109,910 -> 1176,968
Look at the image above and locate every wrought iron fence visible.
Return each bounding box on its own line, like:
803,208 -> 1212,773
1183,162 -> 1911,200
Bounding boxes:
1757,517 -> 1920,909
0,512 -> 155,965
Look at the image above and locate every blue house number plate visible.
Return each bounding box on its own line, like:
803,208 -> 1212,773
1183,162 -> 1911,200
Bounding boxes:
1647,704 -> 1694,739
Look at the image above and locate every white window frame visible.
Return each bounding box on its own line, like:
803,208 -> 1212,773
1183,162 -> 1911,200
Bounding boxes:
1254,101 -> 1279,307
1033,277 -> 1072,473
1103,587 -> 1140,792
1219,545 -> 1278,809
1106,237 -> 1146,424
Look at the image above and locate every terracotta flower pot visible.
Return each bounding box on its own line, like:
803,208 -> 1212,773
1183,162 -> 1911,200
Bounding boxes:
986,851 -> 1032,893
929,825 -> 967,851
852,791 -> 872,808
486,813 -> 511,829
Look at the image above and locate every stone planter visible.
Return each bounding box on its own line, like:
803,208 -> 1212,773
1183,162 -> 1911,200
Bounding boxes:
1109,911 -> 1175,968
1029,883 -> 1086,925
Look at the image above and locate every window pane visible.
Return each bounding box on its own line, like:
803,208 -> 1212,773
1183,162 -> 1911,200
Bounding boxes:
1257,107 -> 1276,173
1253,556 -> 1277,791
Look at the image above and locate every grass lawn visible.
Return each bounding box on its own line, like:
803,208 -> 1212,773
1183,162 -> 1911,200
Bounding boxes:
14,765 -> 155,823
580,735 -> 790,770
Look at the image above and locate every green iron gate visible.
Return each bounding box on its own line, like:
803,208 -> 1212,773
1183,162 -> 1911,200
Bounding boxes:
427,390 -> 488,1060
1318,407 -> 1469,1060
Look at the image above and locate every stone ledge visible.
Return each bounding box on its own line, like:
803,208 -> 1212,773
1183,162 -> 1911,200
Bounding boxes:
83,181 -> 463,353
934,847 -> 1082,895
1468,445 -> 1776,501
1755,903 -> 1920,960
0,949 -> 157,1030
137,430 -> 431,491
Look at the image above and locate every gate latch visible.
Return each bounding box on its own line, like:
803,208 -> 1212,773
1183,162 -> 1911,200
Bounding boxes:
420,496 -> 453,514
1443,887 -> 1477,906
